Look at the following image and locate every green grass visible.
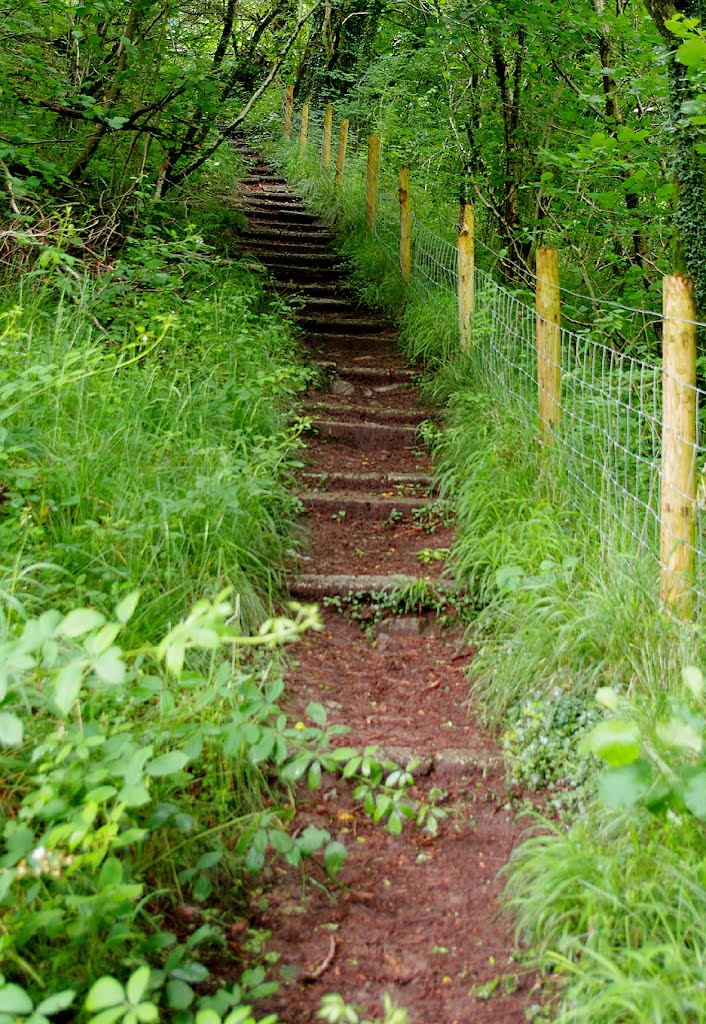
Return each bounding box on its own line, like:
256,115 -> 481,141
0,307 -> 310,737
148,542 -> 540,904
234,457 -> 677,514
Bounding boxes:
0,254 -> 309,642
505,810 -> 706,1023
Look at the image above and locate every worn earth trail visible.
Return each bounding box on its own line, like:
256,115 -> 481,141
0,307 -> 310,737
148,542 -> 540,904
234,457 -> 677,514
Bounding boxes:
233,140 -> 536,1024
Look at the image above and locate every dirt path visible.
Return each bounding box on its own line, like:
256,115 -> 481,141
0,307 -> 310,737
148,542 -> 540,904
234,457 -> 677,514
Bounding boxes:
233,141 -> 534,1024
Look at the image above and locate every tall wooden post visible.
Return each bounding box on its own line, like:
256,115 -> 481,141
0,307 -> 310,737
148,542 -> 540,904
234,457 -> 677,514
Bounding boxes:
322,104 -> 333,173
399,167 -> 411,284
535,247 -> 562,443
299,102 -> 309,156
335,118 -> 349,189
366,135 -> 380,232
284,85 -> 294,137
660,274 -> 697,617
458,203 -> 475,349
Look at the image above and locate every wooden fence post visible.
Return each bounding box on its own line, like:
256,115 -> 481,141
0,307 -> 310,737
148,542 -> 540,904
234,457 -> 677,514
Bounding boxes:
458,202 -> 475,348
284,85 -> 294,137
322,104 -> 333,173
535,247 -> 562,443
299,102 -> 309,156
335,118 -> 349,189
366,135 -> 380,232
660,273 -> 697,616
399,167 -> 411,284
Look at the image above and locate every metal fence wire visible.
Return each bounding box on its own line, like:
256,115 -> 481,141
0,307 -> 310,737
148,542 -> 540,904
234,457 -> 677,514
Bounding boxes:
273,103 -> 706,613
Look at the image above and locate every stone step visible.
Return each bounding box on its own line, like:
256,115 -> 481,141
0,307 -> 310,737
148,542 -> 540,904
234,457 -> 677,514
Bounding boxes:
299,296 -> 361,312
309,419 -> 416,446
245,249 -> 343,268
298,492 -> 431,516
243,225 -> 333,242
300,470 -> 434,493
242,208 -> 323,226
314,361 -> 418,384
297,314 -> 388,334
242,174 -> 287,184
275,281 -> 356,298
244,239 -> 334,258
289,572 -> 438,600
239,187 -> 304,202
303,401 -> 432,425
268,264 -> 348,283
305,345 -> 400,363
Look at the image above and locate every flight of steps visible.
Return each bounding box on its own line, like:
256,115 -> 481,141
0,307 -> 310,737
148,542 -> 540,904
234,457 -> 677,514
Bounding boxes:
232,139 -> 449,602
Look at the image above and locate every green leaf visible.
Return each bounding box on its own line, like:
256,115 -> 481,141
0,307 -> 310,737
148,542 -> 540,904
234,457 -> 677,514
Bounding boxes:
36,991 -> 75,1015
307,761 -> 322,789
60,608 -> 105,638
656,716 -> 703,753
580,719 -> 640,766
171,963 -> 209,984
54,661 -> 84,715
93,648 -> 126,686
0,713 -> 23,747
98,857 -> 123,889
115,591 -> 140,624
107,116 -> 129,130
85,977 -> 125,1012
146,751 -> 189,777
166,981 -> 193,1011
387,811 -> 403,835
135,1004 -> 158,1023
250,729 -> 275,764
280,754 -> 311,781
195,1009 -> 221,1024
595,686 -> 619,711
677,35 -> 706,67
680,768 -> 706,818
598,761 -> 651,809
192,874 -> 211,902
297,825 -> 329,855
306,701 -> 327,726
118,784 -> 151,807
0,983 -> 33,1015
682,665 -> 704,699
86,1008 -> 125,1024
224,1010 -> 256,1024
126,967 -> 150,1007
324,841 -> 348,876
495,564 -> 523,592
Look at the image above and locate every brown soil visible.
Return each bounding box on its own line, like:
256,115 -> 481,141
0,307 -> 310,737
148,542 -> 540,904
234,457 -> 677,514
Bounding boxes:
228,139 -> 537,1024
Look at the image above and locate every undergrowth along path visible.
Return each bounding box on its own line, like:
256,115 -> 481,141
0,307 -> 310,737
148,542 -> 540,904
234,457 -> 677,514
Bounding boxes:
233,139 -> 534,1024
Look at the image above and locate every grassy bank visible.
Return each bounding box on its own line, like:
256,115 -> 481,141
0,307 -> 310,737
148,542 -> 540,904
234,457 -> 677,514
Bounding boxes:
0,184 -> 321,1021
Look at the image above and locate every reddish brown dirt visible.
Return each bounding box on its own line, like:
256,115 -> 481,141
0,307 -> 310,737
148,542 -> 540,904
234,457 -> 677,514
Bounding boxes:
231,140 -> 536,1024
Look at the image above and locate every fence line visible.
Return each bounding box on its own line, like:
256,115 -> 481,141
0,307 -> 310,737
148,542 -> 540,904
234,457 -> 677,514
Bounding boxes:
266,96 -> 706,618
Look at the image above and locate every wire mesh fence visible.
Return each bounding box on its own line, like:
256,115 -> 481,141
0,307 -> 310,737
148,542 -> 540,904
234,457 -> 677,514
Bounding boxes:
268,100 -> 706,616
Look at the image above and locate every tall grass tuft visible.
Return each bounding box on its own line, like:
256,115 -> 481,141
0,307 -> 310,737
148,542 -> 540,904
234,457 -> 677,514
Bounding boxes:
0,257 -> 309,641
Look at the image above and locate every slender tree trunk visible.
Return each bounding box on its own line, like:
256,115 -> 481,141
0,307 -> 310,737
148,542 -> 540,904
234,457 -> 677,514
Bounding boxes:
68,5 -> 141,181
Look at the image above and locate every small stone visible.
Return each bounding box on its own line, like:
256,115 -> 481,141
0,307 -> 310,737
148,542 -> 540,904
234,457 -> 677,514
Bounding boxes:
333,378 -> 355,396
376,615 -> 427,638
